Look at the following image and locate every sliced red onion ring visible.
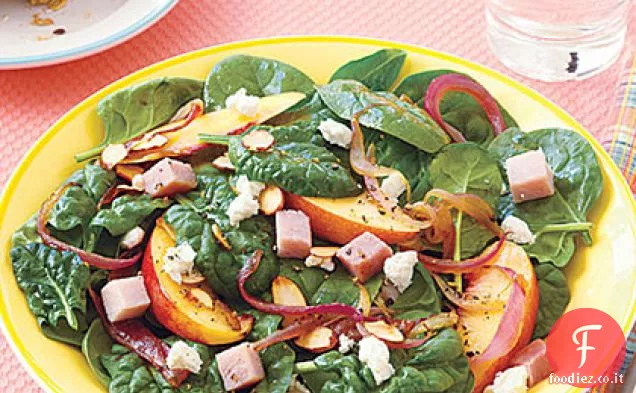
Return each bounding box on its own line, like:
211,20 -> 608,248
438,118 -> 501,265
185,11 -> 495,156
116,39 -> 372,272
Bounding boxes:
89,288 -> 189,387
424,73 -> 506,143
37,183 -> 141,270
418,236 -> 507,274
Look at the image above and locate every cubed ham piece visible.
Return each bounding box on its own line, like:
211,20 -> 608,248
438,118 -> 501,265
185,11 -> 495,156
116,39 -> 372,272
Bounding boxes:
142,158 -> 197,198
276,210 -> 312,258
506,150 -> 555,203
509,339 -> 551,387
216,343 -> 265,390
336,232 -> 393,283
101,276 -> 151,323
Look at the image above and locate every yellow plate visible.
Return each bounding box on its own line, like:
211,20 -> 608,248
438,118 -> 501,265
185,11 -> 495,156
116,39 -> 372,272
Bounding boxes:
0,36 -> 634,393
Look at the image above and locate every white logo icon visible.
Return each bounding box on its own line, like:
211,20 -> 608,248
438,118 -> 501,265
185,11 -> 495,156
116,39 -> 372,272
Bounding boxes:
572,324 -> 602,368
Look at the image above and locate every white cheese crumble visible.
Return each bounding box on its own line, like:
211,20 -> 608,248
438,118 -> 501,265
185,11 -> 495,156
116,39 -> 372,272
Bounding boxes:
318,119 -> 353,148
381,172 -> 407,200
288,375 -> 311,393
131,174 -> 145,190
304,255 -> 335,272
225,88 -> 260,118
338,334 -> 356,354
501,216 -> 535,245
236,175 -> 266,198
484,366 -> 528,393
358,336 -> 395,385
120,226 -> 145,250
383,251 -> 419,293
227,193 -> 260,227
167,341 -> 203,374
163,243 -> 197,284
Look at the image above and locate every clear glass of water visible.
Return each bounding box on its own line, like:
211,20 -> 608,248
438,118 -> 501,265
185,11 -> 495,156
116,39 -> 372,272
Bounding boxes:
486,0 -> 631,82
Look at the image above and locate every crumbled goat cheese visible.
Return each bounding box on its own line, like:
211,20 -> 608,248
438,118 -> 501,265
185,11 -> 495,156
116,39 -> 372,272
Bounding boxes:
227,193 -> 260,227
236,175 -> 265,198
381,172 -> 407,200
501,216 -> 535,244
120,226 -> 145,250
163,243 -> 197,284
484,366 -> 528,393
226,88 -> 260,117
305,255 -> 335,272
131,174 -> 145,190
318,119 -> 353,148
167,341 -> 203,374
338,334 -> 356,354
383,251 -> 419,293
358,336 -> 395,385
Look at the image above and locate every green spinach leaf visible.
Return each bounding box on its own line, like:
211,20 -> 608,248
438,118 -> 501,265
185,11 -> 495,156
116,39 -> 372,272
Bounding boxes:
268,92 -> 338,126
224,124 -> 360,197
391,265 -> 441,320
489,128 -> 603,267
330,49 -> 407,91
83,319 -> 113,387
532,263 -> 570,339
76,78 -> 203,161
279,259 -> 327,299
11,213 -> 41,247
11,243 -> 90,334
67,162 -> 118,202
91,194 -> 172,237
203,54 -> 315,112
393,70 -> 518,146
317,80 -> 450,153
428,143 -> 503,258
253,343 -> 296,393
164,165 -> 279,300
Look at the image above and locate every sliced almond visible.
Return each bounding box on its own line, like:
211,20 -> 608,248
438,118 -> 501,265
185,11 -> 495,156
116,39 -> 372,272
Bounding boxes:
294,326 -> 338,353
212,154 -> 235,171
212,224 -> 232,250
272,276 -> 307,327
363,320 -> 404,343
188,287 -> 214,308
242,130 -> 275,152
181,269 -> 206,285
171,98 -> 204,122
357,283 -> 371,316
131,174 -> 145,190
259,185 -> 284,215
310,246 -> 340,258
130,133 -> 169,151
101,144 -> 128,169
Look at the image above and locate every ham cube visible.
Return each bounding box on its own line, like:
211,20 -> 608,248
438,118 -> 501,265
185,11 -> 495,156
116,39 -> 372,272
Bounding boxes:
336,232 -> 393,283
142,158 -> 197,198
216,343 -> 265,390
509,339 -> 551,387
101,276 -> 150,323
506,150 -> 555,203
276,210 -> 312,259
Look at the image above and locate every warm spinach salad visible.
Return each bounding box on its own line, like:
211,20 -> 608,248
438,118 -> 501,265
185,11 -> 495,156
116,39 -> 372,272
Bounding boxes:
10,48 -> 603,393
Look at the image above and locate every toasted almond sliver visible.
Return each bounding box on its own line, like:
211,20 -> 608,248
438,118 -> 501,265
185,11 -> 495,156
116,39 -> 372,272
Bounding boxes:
259,185 -> 284,215
295,327 -> 337,353
242,130 -> 275,152
212,224 -> 232,250
130,133 -> 169,151
363,320 -> 405,343
181,269 -> 206,285
189,288 -> 214,308
101,144 -> 128,169
212,154 -> 235,171
171,98 -> 204,122
310,246 -> 340,258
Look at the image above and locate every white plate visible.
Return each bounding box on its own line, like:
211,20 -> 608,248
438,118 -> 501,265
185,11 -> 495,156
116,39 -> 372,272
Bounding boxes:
0,0 -> 177,69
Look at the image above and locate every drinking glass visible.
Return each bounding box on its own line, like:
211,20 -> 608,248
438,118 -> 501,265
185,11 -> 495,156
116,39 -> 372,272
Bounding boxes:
486,0 -> 631,82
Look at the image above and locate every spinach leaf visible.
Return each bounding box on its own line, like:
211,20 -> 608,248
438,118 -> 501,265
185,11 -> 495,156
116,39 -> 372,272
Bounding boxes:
11,213 -> 41,247
224,124 -> 360,197
532,263 -> 570,339
164,165 -> 278,300
245,310 -> 283,341
268,92 -> 338,126
11,243 -> 90,334
253,343 -> 296,393
489,128 -> 603,266
279,259 -> 326,299
91,194 -> 172,237
82,319 -> 113,387
76,78 -> 203,161
428,143 -> 503,258
203,54 -> 315,112
391,265 -> 441,320
317,80 -> 450,153
364,128 -> 432,202
393,70 -> 518,146
40,315 -> 88,347
67,162 -> 118,202
330,49 -> 407,91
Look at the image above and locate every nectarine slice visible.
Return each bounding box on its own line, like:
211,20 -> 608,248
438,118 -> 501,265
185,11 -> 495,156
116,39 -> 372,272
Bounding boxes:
142,220 -> 253,345
285,192 -> 421,244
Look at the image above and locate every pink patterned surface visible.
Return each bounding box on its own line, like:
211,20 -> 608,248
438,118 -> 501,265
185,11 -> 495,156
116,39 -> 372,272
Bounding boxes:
0,0 -> 633,391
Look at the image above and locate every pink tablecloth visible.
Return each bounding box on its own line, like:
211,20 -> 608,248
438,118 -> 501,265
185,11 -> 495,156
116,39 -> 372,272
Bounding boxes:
0,0 -> 634,391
